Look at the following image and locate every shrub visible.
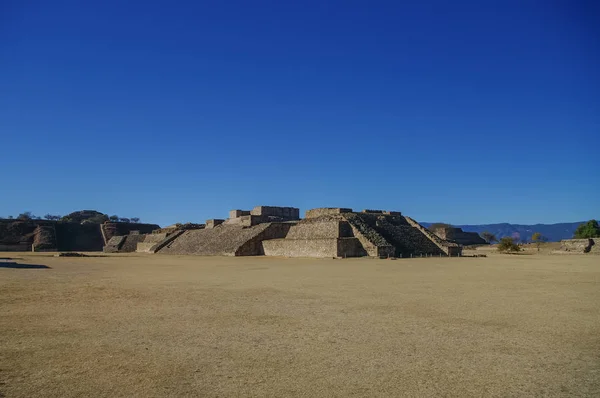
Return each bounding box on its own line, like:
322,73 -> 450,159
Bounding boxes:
497,237 -> 521,252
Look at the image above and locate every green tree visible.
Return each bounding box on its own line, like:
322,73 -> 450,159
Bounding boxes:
109,215 -> 119,222
531,232 -> 546,251
497,236 -> 521,253
131,217 -> 140,223
573,220 -> 600,239
481,231 -> 497,244
17,212 -> 33,220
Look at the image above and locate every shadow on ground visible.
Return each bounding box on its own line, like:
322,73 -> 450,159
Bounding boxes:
0,262 -> 51,269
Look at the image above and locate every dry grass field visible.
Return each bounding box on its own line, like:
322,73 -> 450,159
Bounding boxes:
1,252 -> 599,397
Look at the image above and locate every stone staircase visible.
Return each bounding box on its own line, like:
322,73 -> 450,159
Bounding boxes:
403,216 -> 461,256
343,213 -> 394,257
372,217 -> 446,257
158,223 -> 291,256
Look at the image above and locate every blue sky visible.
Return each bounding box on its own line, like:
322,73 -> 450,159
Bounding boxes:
1,0 -> 598,226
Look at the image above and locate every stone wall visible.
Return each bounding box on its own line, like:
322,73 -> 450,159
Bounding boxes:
262,238 -> 338,257
225,206 -> 299,226
262,237 -> 366,258
119,234 -> 147,253
0,220 -> 41,251
137,231 -> 184,253
337,238 -> 369,257
101,222 -> 159,243
32,225 -> 57,252
250,206 -> 300,220
229,210 -> 250,218
206,219 -> 225,229
305,208 -> 353,219
432,227 -> 487,245
238,215 -> 262,227
285,220 -> 352,240
103,236 -> 126,253
55,223 -> 105,252
559,238 -> 599,254
235,223 -> 293,256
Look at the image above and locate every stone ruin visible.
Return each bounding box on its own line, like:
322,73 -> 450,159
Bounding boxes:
260,208 -> 461,258
557,238 -> 600,254
430,226 -> 487,246
223,206 -> 300,227
0,217 -> 158,252
104,205 -> 462,258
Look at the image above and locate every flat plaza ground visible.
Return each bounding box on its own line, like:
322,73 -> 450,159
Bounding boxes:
1,252 -> 599,397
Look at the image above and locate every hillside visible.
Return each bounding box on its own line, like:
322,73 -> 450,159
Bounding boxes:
422,221 -> 587,242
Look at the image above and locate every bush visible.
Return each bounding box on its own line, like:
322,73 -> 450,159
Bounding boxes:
497,237 -> 521,252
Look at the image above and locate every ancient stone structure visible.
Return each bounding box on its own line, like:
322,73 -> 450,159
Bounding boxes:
205,219 -> 225,229
262,214 -> 370,258
224,206 -> 300,227
0,217 -> 159,253
305,208 -> 352,218
32,225 -> 57,252
143,206 -> 461,258
135,232 -> 170,253
431,226 -> 487,246
558,238 -> 600,254
100,222 -> 159,243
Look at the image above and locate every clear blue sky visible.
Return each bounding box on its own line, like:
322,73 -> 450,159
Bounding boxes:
1,0 -> 598,226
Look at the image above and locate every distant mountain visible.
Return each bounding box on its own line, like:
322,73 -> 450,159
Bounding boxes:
421,221 -> 587,242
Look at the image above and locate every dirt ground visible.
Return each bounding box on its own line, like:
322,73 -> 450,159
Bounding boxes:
1,252 -> 599,397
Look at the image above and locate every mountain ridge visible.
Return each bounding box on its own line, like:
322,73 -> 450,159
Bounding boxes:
420,221 -> 589,242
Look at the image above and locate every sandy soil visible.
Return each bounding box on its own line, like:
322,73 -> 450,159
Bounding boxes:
1,252 -> 599,397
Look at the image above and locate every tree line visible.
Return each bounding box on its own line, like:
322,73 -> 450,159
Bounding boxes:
1,212 -> 141,224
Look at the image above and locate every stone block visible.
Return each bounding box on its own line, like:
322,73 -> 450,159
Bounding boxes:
229,210 -> 250,219
240,215 -> 262,227
305,208 -> 353,218
206,219 -> 225,229
250,206 -> 300,220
